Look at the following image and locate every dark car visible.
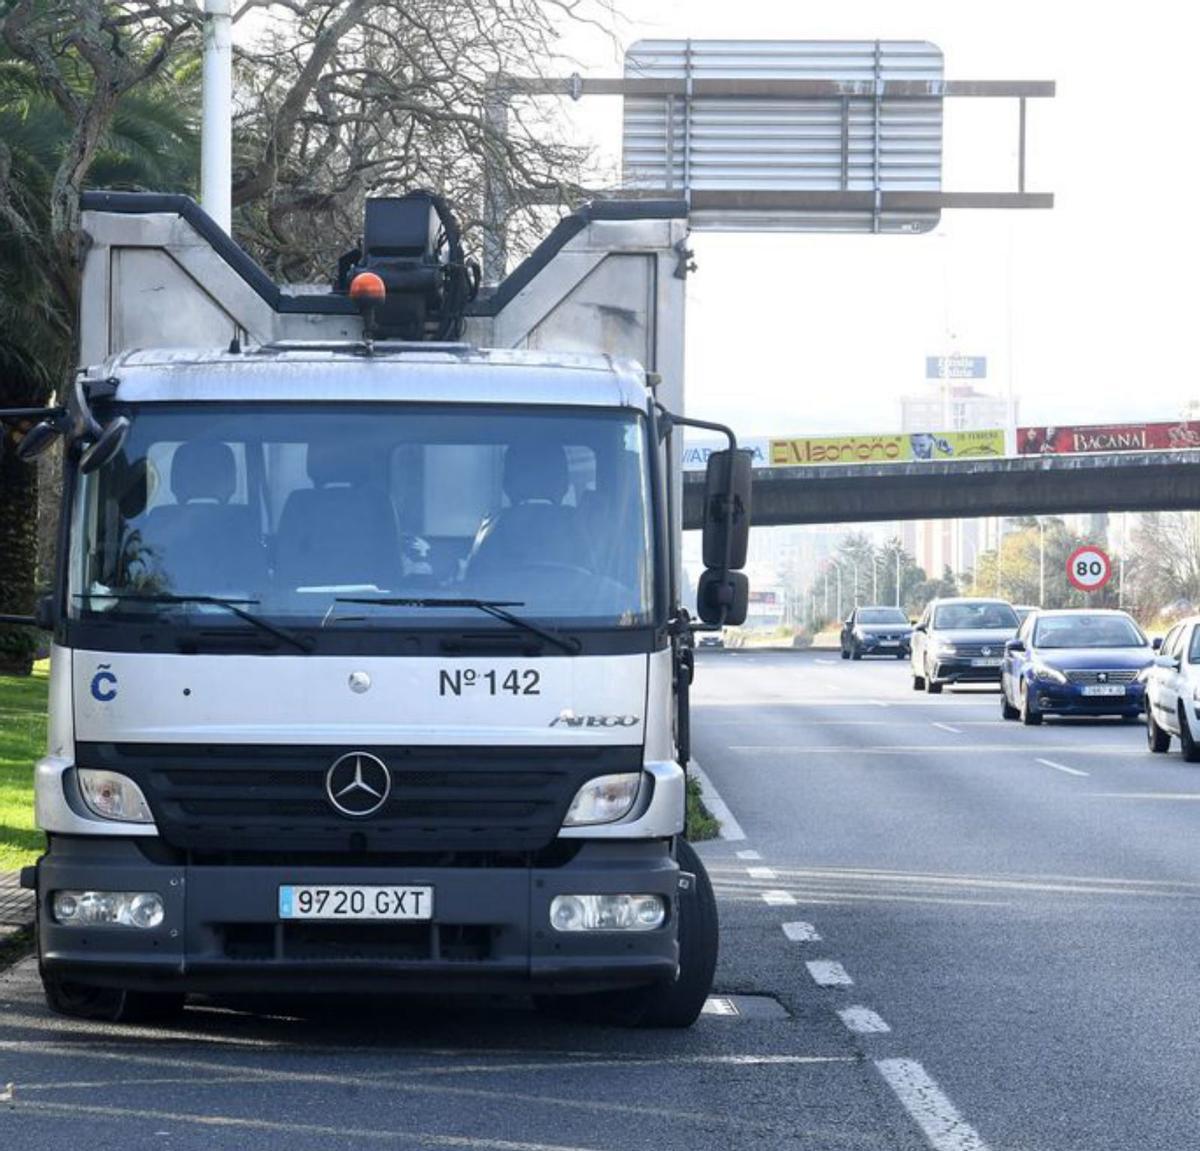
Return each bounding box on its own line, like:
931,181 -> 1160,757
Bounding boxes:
911,597 -> 1019,693
1000,609 -> 1158,724
841,606 -> 913,660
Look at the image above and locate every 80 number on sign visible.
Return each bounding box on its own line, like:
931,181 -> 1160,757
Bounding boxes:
1067,545 -> 1112,592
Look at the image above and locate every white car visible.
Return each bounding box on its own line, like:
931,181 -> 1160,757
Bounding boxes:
1144,616 -> 1200,760
910,597 -> 1020,694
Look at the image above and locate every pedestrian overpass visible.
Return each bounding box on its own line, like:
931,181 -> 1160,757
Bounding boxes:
681,450 -> 1200,529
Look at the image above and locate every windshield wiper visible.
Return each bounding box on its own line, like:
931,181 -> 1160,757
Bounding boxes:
76,593 -> 313,654
334,596 -> 582,655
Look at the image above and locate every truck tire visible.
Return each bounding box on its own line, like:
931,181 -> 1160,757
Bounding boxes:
42,973 -> 185,1024
534,839 -> 718,1029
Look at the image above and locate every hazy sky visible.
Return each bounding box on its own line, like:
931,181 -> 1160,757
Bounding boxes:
551,1 -> 1196,437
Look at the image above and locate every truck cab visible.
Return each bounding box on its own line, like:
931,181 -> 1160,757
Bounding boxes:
19,337 -> 749,1026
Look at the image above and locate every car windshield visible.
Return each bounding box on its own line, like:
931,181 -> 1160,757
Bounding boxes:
858,608 -> 907,624
69,402 -> 656,630
1033,614 -> 1146,649
933,602 -> 1018,630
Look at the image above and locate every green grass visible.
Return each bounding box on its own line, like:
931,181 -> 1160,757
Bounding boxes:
685,776 -> 720,842
0,660 -> 48,870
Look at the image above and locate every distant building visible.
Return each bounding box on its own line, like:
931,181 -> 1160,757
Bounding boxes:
899,382 -> 1015,582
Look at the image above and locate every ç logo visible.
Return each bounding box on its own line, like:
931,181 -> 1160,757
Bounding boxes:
325,752 -> 391,818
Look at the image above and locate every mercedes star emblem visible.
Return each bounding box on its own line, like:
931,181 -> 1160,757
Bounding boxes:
325,752 -> 391,817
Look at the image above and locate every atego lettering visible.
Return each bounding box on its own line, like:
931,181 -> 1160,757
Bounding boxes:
550,714 -> 640,728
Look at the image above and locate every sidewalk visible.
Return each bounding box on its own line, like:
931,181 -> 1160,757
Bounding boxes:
0,869 -> 34,947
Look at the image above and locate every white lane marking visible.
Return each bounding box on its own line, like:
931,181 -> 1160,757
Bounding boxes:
875,1058 -> 990,1151
747,866 -> 777,880
1090,792 -> 1200,800
782,920 -> 822,942
762,890 -> 796,906
932,722 -> 962,734
728,745 -> 1143,756
736,849 -> 763,860
1036,758 -> 1089,777
872,701 -> 891,708
702,996 -> 739,1016
806,959 -> 853,986
689,761 -> 746,841
815,658 -> 837,665
838,1006 -> 891,1034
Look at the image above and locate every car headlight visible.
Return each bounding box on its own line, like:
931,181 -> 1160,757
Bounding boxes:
77,769 -> 154,823
1033,662 -> 1068,685
934,642 -> 957,655
563,772 -> 642,826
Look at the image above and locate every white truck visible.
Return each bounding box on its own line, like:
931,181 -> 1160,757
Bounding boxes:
2,190 -> 751,1026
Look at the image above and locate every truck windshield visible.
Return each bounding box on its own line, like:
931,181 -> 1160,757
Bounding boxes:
69,403 -> 656,630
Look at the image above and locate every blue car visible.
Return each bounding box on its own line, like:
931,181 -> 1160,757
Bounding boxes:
1000,609 -> 1159,725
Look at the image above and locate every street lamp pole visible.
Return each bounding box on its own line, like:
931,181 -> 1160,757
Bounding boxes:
895,548 -> 902,608
1038,518 -> 1046,606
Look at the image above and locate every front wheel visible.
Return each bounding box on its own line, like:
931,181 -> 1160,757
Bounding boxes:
1178,705 -> 1200,763
535,839 -> 718,1029
840,648 -> 850,661
851,649 -> 862,661
42,973 -> 185,1024
1001,683 -> 1019,721
1147,707 -> 1170,753
1020,681 -> 1042,726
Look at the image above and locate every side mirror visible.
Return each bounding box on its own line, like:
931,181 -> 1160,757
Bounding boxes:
1152,636 -> 1164,651
78,416 -> 130,474
701,449 -> 751,571
34,593 -> 57,631
16,421 -> 61,462
697,569 -> 749,626
1006,639 -> 1026,653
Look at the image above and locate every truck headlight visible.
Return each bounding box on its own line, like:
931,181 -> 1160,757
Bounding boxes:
77,769 -> 154,823
550,893 -> 666,932
563,773 -> 642,826
53,890 -> 164,929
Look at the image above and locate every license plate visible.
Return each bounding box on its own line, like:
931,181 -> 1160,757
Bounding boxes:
278,885 -> 433,921
970,658 -> 1002,667
878,641 -> 899,647
1082,684 -> 1126,697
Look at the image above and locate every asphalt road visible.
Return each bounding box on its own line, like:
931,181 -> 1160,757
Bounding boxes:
2,648 -> 1198,1150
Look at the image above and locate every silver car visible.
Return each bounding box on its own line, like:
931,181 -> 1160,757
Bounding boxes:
910,597 -> 1020,694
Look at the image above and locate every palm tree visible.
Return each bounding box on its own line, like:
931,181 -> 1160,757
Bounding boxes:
0,50 -> 198,672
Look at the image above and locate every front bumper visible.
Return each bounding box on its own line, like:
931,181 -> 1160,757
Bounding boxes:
930,658 -> 1003,684
35,836 -> 681,996
1030,681 -> 1145,716
858,636 -> 910,656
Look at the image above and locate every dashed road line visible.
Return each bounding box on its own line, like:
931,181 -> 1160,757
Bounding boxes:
875,1058 -> 990,1151
1090,791 -> 1200,800
689,761 -> 746,841
806,960 -> 853,987
1036,757 -> 1089,777
932,722 -> 962,734
747,866 -> 777,880
838,1006 -> 891,1034
781,920 -> 822,942
762,890 -> 796,907
736,849 -> 762,861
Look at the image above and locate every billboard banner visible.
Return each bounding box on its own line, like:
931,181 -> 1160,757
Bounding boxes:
767,429 -> 1005,468
1017,422 -> 1200,455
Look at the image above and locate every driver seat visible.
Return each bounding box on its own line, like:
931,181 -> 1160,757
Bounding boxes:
467,442 -> 591,583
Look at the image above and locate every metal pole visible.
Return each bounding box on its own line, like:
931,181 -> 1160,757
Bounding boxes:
201,0 -> 233,234
895,548 -> 902,608
873,558 -> 878,604
824,570 -> 830,619
1119,512 -> 1128,608
835,563 -> 843,621
1039,519 -> 1045,606
996,517 -> 1003,598
482,79 -> 511,284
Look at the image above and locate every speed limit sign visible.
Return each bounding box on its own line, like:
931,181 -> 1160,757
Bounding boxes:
1067,545 -> 1112,592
